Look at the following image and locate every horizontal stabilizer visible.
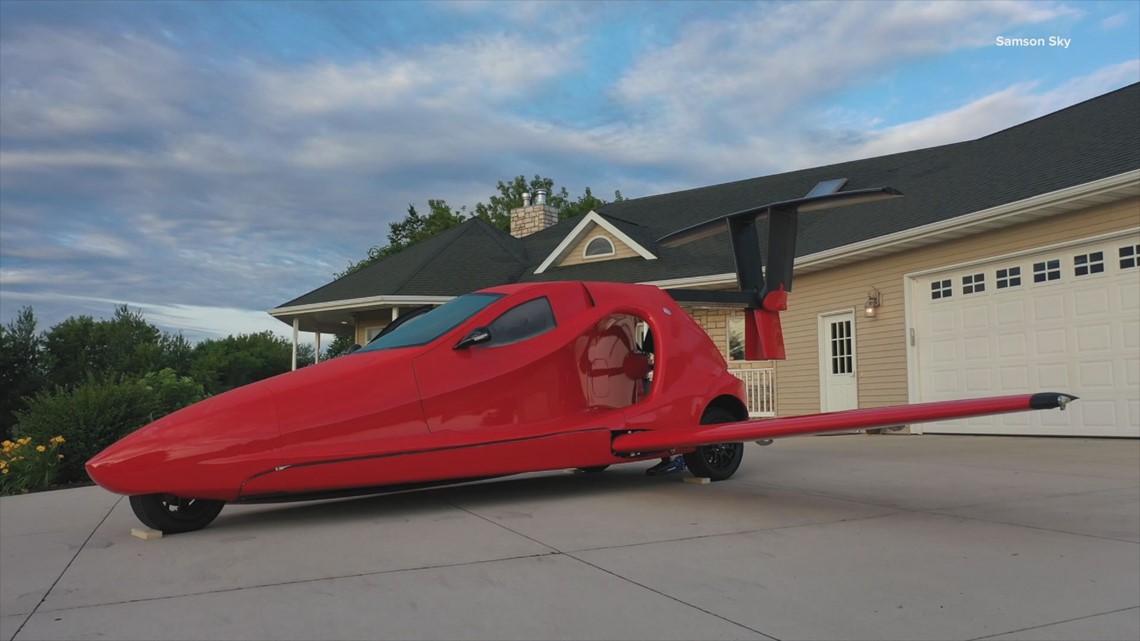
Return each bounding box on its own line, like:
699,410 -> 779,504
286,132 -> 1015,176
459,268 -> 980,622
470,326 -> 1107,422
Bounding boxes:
611,393 -> 1077,453
657,187 -> 903,248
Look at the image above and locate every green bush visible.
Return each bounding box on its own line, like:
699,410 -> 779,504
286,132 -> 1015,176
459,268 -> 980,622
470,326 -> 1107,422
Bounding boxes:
14,370 -> 206,484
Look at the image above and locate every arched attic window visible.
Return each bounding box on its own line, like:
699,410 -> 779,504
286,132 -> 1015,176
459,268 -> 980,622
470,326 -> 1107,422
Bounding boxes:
583,236 -> 616,258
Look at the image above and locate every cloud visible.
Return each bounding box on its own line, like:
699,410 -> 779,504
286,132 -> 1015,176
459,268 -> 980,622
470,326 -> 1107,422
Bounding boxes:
611,1 -> 1076,132
0,290 -> 322,347
794,60 -> 1140,167
1101,11 -> 1130,30
0,29 -> 193,139
254,33 -> 582,118
0,0 -> 1132,345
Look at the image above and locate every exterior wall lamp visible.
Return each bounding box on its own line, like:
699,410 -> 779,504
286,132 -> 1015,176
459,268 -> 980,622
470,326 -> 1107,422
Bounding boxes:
864,286 -> 882,318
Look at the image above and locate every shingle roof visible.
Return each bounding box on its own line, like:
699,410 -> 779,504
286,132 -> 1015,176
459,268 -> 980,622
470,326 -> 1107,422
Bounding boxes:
280,83 -> 1140,307
278,218 -> 528,307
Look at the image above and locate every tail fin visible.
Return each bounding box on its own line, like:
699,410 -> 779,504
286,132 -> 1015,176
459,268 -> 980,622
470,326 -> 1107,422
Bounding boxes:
660,180 -> 902,360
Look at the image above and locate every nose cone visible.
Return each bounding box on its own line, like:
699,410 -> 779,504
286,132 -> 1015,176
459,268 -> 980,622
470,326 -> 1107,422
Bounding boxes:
86,382 -> 281,501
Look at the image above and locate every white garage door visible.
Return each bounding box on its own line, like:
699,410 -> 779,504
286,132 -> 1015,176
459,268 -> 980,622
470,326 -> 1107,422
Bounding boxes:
911,232 -> 1140,437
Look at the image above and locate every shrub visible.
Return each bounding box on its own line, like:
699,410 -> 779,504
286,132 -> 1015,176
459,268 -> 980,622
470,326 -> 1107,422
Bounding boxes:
1,436 -> 65,495
14,369 -> 206,485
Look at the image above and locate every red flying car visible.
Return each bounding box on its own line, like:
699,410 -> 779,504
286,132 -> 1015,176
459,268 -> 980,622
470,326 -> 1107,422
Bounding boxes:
87,183 -> 1076,533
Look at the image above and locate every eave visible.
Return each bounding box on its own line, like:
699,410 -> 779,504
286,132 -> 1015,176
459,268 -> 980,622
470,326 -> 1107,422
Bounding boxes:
268,295 -> 455,334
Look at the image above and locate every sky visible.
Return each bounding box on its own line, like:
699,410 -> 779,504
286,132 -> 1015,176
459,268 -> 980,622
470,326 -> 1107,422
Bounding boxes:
1,0 -> 1138,347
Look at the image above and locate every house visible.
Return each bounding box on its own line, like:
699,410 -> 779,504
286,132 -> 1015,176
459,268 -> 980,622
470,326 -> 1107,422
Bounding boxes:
271,83 -> 1140,438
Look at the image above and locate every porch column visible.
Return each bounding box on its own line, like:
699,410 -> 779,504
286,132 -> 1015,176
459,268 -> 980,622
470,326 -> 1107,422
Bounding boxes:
315,331 -> 321,363
291,318 -> 299,371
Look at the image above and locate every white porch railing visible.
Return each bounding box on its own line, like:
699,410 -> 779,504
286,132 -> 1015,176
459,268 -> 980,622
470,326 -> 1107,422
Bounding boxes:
731,368 -> 776,417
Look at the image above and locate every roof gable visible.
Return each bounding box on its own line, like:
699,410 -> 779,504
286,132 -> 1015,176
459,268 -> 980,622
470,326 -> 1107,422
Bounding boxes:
533,211 -> 657,274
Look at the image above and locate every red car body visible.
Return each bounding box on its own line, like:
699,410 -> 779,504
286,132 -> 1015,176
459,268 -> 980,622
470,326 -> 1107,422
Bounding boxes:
87,281 -> 746,503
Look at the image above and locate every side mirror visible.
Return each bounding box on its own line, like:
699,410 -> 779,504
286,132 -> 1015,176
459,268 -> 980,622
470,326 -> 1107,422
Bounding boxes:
346,343 -> 362,354
454,327 -> 491,350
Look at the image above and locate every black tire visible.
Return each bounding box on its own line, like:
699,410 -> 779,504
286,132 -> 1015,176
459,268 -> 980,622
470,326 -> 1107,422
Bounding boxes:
683,406 -> 744,481
129,494 -> 225,534
578,465 -> 610,474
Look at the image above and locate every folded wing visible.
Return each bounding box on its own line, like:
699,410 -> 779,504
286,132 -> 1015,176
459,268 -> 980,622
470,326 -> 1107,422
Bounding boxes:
611,393 -> 1076,453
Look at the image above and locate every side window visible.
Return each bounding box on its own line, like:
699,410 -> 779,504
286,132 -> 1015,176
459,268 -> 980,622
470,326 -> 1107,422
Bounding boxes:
486,297 -> 556,347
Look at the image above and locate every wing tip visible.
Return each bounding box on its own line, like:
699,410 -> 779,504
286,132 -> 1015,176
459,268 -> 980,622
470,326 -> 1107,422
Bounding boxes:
1030,393 -> 1079,410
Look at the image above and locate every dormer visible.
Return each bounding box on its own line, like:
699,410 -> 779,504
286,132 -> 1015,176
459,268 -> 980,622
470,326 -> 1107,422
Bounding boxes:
534,211 -> 658,274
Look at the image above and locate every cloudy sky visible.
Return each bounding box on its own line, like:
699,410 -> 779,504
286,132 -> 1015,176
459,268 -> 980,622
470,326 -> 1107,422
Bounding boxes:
1,1 -> 1137,346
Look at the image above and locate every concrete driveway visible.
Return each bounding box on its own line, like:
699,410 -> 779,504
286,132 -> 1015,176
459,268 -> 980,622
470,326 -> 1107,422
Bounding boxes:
2,434 -> 1137,641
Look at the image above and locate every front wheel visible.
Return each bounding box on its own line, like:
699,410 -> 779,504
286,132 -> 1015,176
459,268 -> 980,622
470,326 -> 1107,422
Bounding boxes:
683,406 -> 744,481
129,494 -> 224,534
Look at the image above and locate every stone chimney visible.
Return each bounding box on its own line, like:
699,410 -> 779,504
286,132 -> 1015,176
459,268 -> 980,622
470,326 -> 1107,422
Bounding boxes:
509,188 -> 559,238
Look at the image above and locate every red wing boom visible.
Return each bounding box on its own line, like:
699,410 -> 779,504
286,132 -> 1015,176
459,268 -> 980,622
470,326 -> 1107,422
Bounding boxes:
612,393 -> 1076,453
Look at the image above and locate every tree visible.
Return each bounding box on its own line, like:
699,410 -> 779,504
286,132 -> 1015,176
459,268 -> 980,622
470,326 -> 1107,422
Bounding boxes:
0,307 -> 45,440
473,175 -> 625,229
41,305 -> 166,389
472,175 -> 566,231
160,332 -> 195,377
337,175 -> 626,277
558,185 -> 624,221
324,334 -> 356,358
189,331 -> 301,395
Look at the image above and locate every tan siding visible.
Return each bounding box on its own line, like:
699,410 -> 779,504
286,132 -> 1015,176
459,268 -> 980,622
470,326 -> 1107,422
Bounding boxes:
681,305 -> 774,370
777,197 -> 1140,417
559,224 -> 642,267
353,308 -> 398,345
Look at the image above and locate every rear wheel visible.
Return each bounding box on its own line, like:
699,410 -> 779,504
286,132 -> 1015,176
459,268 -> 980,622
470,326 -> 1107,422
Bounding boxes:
683,406 -> 744,481
129,494 -> 224,534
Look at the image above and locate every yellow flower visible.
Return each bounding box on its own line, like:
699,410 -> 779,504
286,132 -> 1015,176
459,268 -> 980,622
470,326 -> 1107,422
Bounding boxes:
1,440 -> 11,448
58,455 -> 65,460
1,469 -> 8,475
50,436 -> 66,445
17,437 -> 31,446
36,445 -> 46,453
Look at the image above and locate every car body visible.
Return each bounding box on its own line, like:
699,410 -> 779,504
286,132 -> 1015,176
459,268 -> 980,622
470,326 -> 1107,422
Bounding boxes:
88,281 -> 745,507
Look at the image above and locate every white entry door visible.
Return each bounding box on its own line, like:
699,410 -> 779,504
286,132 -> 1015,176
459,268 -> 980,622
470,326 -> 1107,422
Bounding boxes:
819,310 -> 859,412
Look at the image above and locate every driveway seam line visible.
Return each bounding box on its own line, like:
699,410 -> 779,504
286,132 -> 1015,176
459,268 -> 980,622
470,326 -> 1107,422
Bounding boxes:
32,551 -> 561,614
443,500 -> 564,553
737,484 -> 1140,544
13,495 -> 122,639
566,510 -> 899,554
445,500 -> 780,639
564,552 -> 779,641
966,605 -> 1140,640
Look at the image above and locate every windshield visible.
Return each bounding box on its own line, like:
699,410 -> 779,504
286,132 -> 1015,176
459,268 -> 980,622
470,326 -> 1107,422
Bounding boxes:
357,293 -> 503,352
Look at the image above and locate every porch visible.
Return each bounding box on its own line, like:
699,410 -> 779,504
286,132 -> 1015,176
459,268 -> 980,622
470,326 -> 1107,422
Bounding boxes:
731,367 -> 776,417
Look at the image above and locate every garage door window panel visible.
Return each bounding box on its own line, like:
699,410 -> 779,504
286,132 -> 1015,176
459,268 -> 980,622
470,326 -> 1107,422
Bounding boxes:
1120,244 -> 1139,270
1074,251 -> 1105,277
1033,259 -> 1061,283
931,279 -> 952,300
962,273 -> 985,295
996,266 -> 1021,289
